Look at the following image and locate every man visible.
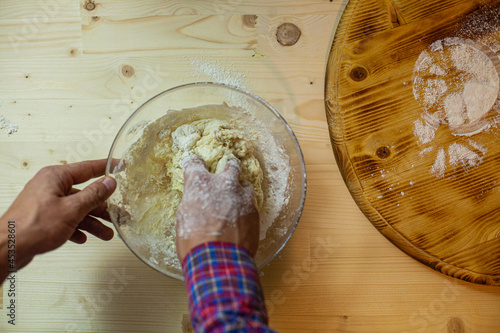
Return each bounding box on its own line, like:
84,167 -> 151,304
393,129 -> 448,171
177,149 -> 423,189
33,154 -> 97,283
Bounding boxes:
0,158 -> 275,332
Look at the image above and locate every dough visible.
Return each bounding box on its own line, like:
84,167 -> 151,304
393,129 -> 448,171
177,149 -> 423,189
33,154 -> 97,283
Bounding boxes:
118,107 -> 264,267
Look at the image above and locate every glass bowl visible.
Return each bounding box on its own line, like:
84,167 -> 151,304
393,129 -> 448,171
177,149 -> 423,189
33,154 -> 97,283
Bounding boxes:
105,82 -> 307,280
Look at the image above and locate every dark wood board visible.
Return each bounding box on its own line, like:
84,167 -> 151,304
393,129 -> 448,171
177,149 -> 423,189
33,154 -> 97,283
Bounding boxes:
325,0 -> 500,285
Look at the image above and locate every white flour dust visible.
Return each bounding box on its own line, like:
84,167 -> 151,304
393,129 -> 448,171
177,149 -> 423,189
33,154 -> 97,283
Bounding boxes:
413,119 -> 436,144
412,35 -> 499,177
467,139 -> 488,154
188,54 -> 251,90
430,148 -> 447,178
413,37 -> 499,130
419,146 -> 435,156
430,144 -> 484,178
0,115 -> 19,136
459,5 -> 500,53
448,142 -> 483,169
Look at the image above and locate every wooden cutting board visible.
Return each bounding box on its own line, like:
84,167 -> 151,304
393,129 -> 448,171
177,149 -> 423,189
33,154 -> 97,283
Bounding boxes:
325,0 -> 500,285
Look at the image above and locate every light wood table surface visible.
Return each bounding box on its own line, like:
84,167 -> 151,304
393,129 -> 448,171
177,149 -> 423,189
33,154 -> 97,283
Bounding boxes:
0,1 -> 499,332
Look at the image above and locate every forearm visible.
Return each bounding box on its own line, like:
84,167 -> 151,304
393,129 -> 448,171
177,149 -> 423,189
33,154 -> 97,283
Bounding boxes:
0,216 -> 35,284
0,235 -> 11,283
183,242 -> 276,333
0,228 -> 21,284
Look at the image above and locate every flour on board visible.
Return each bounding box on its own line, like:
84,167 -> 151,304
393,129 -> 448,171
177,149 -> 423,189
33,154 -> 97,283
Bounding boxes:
412,36 -> 499,177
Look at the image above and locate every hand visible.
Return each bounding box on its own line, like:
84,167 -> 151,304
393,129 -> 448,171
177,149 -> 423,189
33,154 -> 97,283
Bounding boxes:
0,160 -> 116,279
175,155 -> 260,262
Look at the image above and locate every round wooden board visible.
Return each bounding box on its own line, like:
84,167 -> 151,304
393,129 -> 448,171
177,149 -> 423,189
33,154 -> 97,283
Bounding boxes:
325,0 -> 500,285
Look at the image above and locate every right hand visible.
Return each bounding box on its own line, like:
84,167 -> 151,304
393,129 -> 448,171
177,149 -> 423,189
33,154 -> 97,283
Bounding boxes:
175,155 -> 260,262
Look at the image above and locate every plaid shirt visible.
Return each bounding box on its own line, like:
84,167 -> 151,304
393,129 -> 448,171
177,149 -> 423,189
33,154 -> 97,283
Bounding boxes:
182,242 -> 276,333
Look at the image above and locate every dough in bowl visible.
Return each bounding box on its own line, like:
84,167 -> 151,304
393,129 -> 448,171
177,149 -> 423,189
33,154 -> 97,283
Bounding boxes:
111,104 -> 289,269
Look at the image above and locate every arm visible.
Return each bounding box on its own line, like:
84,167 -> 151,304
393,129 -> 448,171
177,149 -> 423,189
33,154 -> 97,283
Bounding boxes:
0,160 -> 116,283
183,242 -> 274,333
176,156 -> 276,333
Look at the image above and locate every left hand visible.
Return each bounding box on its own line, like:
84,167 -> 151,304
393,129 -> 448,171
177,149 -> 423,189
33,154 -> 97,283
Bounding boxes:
0,160 -> 116,273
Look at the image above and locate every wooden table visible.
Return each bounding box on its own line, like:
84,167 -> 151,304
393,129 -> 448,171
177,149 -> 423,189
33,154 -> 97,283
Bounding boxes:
0,1 -> 499,332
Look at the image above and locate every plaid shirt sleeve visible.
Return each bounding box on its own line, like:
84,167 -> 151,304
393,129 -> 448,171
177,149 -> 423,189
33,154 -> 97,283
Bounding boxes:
182,241 -> 277,333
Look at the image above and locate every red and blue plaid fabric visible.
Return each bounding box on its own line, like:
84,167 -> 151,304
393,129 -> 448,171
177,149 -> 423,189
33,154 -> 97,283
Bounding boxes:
182,241 -> 276,333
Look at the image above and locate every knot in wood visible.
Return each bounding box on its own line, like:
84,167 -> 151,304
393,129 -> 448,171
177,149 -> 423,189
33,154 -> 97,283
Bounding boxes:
276,23 -> 301,46
447,317 -> 465,333
350,66 -> 368,82
376,146 -> 391,159
243,15 -> 258,28
121,65 -> 135,78
84,1 -> 96,11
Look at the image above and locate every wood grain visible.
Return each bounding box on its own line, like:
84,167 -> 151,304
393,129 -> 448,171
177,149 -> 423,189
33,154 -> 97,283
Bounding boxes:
0,0 -> 499,332
78,0 -> 349,17
326,0 -> 500,286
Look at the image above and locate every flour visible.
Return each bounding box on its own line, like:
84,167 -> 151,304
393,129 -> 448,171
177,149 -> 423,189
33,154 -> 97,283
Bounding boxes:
415,51 -> 432,72
444,93 -> 466,128
423,79 -> 448,106
463,80 -> 498,123
0,115 -> 18,136
459,5 -> 500,53
419,146 -> 435,156
413,38 -> 499,128
176,158 -> 257,240
448,142 -> 482,169
109,104 -> 290,271
429,64 -> 447,76
429,40 -> 443,52
450,43 -> 497,83
172,124 -> 201,151
430,148 -> 446,178
427,141 -> 486,177
467,139 -> 488,154
190,54 -> 250,90
412,34 -> 500,177
414,119 -> 437,144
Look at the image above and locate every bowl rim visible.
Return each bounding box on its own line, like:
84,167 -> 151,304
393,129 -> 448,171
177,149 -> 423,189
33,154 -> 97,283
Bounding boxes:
106,82 -> 307,280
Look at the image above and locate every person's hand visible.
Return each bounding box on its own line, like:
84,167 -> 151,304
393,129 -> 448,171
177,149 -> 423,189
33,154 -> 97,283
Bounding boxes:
0,160 -> 116,275
175,155 -> 260,262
